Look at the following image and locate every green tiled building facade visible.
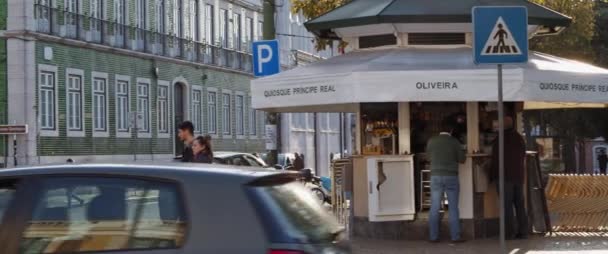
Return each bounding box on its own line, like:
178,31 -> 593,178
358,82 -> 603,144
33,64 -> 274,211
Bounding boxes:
2,0 -> 264,165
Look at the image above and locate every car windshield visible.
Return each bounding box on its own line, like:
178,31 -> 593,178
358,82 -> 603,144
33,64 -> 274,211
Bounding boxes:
249,182 -> 343,244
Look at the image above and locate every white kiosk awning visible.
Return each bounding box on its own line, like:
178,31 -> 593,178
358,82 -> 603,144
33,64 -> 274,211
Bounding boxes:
252,47 -> 608,112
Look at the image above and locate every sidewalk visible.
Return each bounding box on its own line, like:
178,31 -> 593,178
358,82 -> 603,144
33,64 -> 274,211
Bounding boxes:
352,234 -> 608,254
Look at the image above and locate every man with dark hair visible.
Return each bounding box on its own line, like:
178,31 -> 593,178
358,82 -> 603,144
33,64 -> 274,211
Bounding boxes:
490,116 -> 528,240
427,118 -> 466,243
178,121 -> 195,162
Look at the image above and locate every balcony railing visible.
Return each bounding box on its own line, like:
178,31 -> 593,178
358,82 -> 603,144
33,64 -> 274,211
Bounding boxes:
34,4 -> 253,73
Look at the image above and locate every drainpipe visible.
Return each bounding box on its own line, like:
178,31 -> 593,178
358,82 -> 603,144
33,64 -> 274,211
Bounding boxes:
313,113 -> 318,176
339,113 -> 344,158
263,0 -> 281,165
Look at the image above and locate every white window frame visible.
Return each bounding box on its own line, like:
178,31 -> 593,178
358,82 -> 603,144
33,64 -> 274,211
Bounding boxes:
219,8 -> 228,47
157,80 -> 171,138
257,20 -> 263,41
207,87 -> 218,138
114,0 -> 125,24
204,4 -> 214,44
115,75 -> 131,138
136,78 -> 152,138
248,95 -> 258,138
91,72 -> 110,137
221,89 -> 232,137
65,0 -> 79,13
90,0 -> 100,19
136,0 -> 146,29
65,68 -> 85,137
232,12 -> 241,50
235,91 -> 245,139
174,0 -> 181,37
155,0 -> 165,33
38,64 -> 59,137
191,86 -> 203,134
188,0 -> 198,40
245,16 -> 253,50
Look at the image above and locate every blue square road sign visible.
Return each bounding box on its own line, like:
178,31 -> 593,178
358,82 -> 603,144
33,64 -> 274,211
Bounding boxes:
252,40 -> 280,77
473,6 -> 529,64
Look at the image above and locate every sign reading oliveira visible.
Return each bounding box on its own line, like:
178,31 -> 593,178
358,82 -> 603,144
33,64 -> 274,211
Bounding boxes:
538,82 -> 608,93
264,85 -> 336,98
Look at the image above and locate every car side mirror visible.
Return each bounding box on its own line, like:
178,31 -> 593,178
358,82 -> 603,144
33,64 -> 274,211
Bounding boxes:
274,165 -> 283,170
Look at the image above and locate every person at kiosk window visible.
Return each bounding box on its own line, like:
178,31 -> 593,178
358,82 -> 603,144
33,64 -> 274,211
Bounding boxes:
490,116 -> 528,240
426,119 -> 466,243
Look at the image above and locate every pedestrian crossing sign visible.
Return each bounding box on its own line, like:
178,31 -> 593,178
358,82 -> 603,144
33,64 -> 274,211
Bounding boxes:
473,6 -> 529,64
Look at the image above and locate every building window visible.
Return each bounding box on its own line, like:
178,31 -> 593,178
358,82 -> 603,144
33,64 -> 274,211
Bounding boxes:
245,17 -> 253,48
91,0 -> 100,18
174,0 -> 182,37
158,85 -> 169,134
208,91 -> 217,134
188,0 -> 198,40
219,9 -> 228,47
249,97 -> 257,136
156,0 -> 165,33
136,0 -> 146,29
222,93 -> 231,135
20,177 -> 187,253
39,71 -> 56,131
67,74 -> 83,131
137,83 -> 150,132
236,94 -> 244,136
114,0 -> 125,24
93,78 -> 107,132
191,89 -> 202,133
65,0 -> 78,12
204,4 -> 214,44
257,21 -> 263,40
232,13 -> 241,50
116,80 -> 129,132
65,0 -> 79,37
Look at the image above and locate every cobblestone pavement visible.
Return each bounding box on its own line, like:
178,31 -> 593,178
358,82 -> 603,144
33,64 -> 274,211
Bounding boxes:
352,234 -> 608,254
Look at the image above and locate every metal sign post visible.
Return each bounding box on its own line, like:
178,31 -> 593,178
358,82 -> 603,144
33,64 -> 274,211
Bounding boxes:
253,39 -> 281,165
474,6 -> 528,254
497,64 -> 505,252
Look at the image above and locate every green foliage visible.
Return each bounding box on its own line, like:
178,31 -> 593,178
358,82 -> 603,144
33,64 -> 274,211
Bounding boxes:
291,0 -> 348,51
595,1 -> 608,67
529,0 -> 596,62
0,0 -> 6,30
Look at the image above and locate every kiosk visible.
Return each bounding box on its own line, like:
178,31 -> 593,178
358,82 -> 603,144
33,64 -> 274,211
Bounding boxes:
252,0 -> 608,240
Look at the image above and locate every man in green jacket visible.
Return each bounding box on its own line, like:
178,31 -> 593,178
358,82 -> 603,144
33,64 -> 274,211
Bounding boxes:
427,119 -> 466,243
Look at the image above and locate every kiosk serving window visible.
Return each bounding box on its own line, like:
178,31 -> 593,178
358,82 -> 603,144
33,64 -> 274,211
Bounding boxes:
360,103 -> 398,155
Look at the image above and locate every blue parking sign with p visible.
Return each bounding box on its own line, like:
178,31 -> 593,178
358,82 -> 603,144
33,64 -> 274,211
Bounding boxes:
252,40 -> 280,77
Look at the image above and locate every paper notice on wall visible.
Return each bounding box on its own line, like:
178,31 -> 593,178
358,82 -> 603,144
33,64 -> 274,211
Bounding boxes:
265,124 -> 277,150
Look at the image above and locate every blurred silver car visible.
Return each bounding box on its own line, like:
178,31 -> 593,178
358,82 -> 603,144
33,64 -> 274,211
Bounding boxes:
213,151 -> 270,168
0,163 -> 350,254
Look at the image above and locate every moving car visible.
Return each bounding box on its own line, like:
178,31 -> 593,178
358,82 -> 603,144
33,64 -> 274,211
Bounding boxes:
0,163 -> 350,254
213,152 -> 269,168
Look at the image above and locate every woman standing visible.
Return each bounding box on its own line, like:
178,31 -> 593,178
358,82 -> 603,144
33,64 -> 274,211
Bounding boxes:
192,136 -> 213,164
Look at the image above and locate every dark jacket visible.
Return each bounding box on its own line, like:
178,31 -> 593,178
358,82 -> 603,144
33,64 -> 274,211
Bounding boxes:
181,143 -> 193,162
490,129 -> 526,184
293,156 -> 304,171
193,152 -> 213,164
